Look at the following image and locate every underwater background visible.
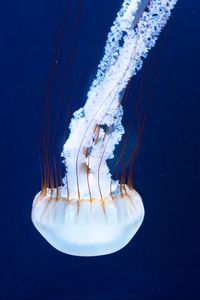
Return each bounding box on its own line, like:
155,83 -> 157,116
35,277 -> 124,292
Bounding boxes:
0,0 -> 200,299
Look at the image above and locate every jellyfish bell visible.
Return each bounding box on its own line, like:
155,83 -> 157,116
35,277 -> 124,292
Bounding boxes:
32,186 -> 144,256
32,0 -> 177,256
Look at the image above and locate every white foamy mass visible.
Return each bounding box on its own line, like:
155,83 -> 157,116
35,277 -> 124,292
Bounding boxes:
62,0 -> 177,199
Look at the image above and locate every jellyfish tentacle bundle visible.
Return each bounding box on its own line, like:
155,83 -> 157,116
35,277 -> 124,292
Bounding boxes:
32,0 -> 177,256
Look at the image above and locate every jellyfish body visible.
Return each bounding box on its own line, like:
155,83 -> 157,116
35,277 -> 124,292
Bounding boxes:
32,186 -> 144,256
32,0 -> 177,256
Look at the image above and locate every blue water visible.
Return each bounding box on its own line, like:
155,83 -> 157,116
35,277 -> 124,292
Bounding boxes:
1,0 -> 200,299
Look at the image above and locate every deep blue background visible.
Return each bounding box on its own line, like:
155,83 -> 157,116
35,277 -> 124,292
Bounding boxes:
0,1 -> 200,299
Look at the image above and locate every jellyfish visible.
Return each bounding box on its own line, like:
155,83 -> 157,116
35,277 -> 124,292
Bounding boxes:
32,0 -> 177,256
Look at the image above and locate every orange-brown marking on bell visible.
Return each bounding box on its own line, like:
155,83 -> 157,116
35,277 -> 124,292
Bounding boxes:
120,164 -> 126,197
